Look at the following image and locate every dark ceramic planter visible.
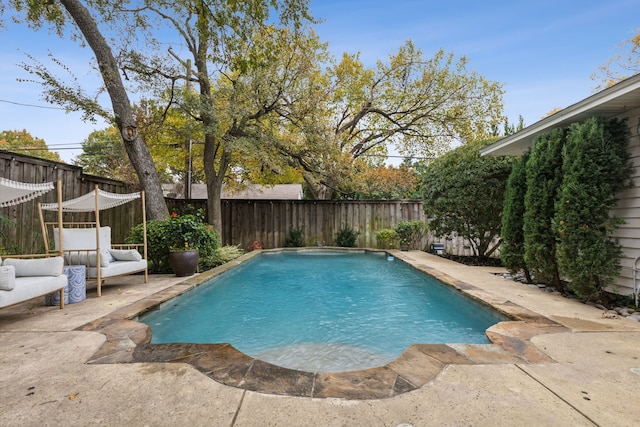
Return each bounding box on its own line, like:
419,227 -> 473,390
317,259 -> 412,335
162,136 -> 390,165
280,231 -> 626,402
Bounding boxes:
168,249 -> 199,276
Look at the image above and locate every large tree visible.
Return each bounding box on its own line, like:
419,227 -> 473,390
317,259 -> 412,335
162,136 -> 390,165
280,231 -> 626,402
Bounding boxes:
277,42 -> 505,199
4,0 -> 169,219
116,1 -> 317,232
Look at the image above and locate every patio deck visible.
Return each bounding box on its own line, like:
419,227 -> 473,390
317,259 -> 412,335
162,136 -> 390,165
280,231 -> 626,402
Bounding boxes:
1,250 -> 639,426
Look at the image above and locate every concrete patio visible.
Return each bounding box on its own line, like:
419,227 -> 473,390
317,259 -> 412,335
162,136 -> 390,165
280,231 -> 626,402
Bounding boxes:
1,250 -> 639,426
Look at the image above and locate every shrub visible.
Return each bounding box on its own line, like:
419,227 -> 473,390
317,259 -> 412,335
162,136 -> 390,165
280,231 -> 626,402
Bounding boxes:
202,245 -> 245,269
501,152 -> 532,282
523,128 -> 565,290
284,225 -> 305,247
554,118 -> 632,300
127,211 -> 220,273
395,220 -> 427,250
375,228 -> 398,249
335,225 -> 359,247
420,139 -> 512,258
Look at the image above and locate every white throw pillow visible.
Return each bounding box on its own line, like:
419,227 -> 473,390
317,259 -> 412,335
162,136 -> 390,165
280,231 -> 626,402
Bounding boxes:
0,265 -> 16,290
65,250 -> 110,267
109,249 -> 143,262
3,257 -> 64,277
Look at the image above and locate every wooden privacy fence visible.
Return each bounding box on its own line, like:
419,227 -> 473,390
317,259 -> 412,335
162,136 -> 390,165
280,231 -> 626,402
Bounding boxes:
0,151 -> 141,254
3,151 -> 489,256
166,198 -> 427,250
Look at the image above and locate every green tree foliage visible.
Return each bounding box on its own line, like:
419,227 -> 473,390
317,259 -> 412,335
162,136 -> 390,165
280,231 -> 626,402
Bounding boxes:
421,139 -> 512,258
500,152 -> 532,281
73,127 -> 136,181
523,129 -> 565,290
133,99 -> 208,195
0,129 -> 61,162
114,1 -> 316,232
554,118 -> 633,299
279,42 -> 505,199
347,163 -> 420,200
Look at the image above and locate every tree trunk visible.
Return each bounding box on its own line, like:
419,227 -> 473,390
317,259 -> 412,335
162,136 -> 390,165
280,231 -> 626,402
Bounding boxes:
60,0 -> 169,220
203,135 -> 228,234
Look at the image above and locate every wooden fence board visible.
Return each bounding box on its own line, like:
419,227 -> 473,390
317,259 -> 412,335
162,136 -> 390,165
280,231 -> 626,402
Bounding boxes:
170,199 -> 427,250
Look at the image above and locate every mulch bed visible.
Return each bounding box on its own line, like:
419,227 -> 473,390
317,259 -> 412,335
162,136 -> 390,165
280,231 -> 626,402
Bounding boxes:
438,254 -> 504,268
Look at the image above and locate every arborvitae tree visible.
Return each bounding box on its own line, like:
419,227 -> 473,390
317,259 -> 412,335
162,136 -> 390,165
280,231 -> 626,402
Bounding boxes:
500,151 -> 532,282
523,128 -> 566,291
554,118 -> 633,300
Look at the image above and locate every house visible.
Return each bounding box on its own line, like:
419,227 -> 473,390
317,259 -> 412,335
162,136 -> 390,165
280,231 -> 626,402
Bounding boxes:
481,73 -> 640,298
163,183 -> 304,200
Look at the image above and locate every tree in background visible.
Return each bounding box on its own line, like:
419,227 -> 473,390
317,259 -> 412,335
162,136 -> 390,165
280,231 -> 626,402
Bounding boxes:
279,42 -> 505,199
500,151 -> 532,282
523,128 -> 565,291
592,28 -> 640,90
73,128 -> 135,181
491,115 -> 525,137
348,162 -> 420,200
554,118 -> 633,300
420,139 -> 512,258
133,98 -> 207,196
117,1 -> 316,232
0,129 -> 61,162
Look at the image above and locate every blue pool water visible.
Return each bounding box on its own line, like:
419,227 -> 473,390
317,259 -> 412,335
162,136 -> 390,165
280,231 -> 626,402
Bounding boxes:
140,251 -> 506,372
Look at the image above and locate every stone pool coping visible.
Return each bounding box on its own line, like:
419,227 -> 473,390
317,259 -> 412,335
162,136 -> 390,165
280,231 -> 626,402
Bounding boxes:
77,248 -> 569,400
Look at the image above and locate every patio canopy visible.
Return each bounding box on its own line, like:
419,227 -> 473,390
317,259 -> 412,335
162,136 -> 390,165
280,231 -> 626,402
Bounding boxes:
41,188 -> 141,213
0,177 -> 55,208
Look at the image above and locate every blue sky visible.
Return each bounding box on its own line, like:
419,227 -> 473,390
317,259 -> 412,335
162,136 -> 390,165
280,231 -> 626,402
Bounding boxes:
1,0 -> 638,163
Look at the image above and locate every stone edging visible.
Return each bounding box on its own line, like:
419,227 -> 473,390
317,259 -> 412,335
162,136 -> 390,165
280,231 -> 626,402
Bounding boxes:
76,249 -> 567,400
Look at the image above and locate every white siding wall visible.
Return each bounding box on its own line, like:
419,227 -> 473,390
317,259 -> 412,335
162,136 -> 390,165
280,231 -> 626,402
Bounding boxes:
610,107 -> 640,295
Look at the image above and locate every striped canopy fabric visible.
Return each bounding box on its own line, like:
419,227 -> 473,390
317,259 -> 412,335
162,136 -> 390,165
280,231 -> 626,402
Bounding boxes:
0,177 -> 55,207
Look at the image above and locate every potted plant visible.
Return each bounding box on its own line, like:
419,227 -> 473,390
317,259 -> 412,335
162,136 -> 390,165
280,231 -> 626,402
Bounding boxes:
168,241 -> 199,276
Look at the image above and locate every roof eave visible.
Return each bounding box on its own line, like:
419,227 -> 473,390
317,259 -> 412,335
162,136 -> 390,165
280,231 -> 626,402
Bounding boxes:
481,73 -> 640,156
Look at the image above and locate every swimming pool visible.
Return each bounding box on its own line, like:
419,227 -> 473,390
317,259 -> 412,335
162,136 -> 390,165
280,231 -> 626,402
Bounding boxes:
140,250 -> 506,372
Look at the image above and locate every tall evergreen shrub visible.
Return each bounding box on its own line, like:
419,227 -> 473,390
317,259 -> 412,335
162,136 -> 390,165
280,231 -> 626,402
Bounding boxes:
421,139 -> 512,258
500,151 -> 532,282
523,128 -> 565,290
554,118 -> 632,299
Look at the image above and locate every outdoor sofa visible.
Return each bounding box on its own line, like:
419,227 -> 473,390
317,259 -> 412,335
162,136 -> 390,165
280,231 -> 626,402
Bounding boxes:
0,255 -> 67,309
